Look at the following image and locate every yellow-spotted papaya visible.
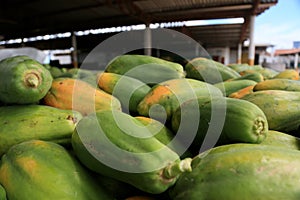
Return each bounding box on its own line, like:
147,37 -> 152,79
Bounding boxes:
72,109 -> 192,194
0,105 -> 82,156
171,97 -> 268,155
98,72 -> 151,113
241,90 -> 300,132
272,69 -> 299,80
254,78 -> 300,92
0,140 -> 113,200
169,143 -> 300,200
105,54 -> 185,85
43,77 -> 121,115
228,85 -> 254,99
213,79 -> 257,96
185,57 -> 240,84
0,55 -> 53,104
137,78 -> 223,121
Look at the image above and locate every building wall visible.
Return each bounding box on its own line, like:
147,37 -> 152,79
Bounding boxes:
206,47 -> 230,65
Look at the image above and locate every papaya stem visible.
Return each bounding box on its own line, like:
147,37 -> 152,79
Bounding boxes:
163,158 -> 192,179
25,73 -> 40,88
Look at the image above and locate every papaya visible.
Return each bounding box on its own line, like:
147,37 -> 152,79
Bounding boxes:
241,90 -> 300,132
137,78 -> 223,121
105,54 -> 185,85
257,68 -> 279,79
254,78 -> 300,92
227,63 -> 263,73
134,116 -> 190,158
48,66 -> 64,78
134,116 -> 175,146
169,143 -> 300,200
0,55 -> 53,104
171,97 -> 268,155
228,85 -> 254,99
227,72 -> 264,82
185,57 -> 240,84
0,140 -> 113,200
213,79 -> 257,96
261,130 -> 300,150
71,109 -> 192,194
98,72 -> 151,113
272,69 -> 299,80
0,184 -> 6,200
239,68 -> 278,80
0,105 -> 82,156
43,77 -> 121,115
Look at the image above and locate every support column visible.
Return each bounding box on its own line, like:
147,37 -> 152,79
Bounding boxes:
294,53 -> 299,69
144,24 -> 152,56
248,15 -> 256,66
237,43 -> 242,64
71,32 -> 78,68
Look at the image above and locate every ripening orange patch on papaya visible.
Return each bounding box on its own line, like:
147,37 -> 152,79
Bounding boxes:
97,73 -> 112,90
143,86 -> 172,105
16,157 -> 38,176
229,85 -> 254,99
0,163 -> 11,189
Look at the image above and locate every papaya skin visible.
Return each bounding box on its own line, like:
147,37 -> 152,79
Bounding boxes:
0,140 -> 113,200
171,97 -> 268,155
272,69 -> 299,80
241,90 -> 300,132
0,105 -> 82,156
170,143 -> 300,200
137,78 -> 223,121
98,72 -> 151,113
185,57 -> 240,84
254,78 -> 300,92
72,110 -> 192,194
43,77 -> 121,115
261,130 -> 300,150
228,85 -> 254,99
213,79 -> 257,97
105,55 -> 185,85
0,55 -> 53,104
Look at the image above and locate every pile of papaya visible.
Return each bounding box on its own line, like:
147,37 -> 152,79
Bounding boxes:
0,54 -> 300,200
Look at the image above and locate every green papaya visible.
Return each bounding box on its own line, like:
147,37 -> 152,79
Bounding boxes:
0,55 -> 53,104
171,97 -> 268,155
254,78 -> 300,92
185,57 -> 240,84
137,78 -> 223,121
272,69 -> 299,80
228,72 -> 264,82
214,79 -> 257,96
72,109 -> 192,194
227,63 -> 263,73
0,140 -> 113,200
98,72 -> 151,113
261,130 -> 300,150
241,90 -> 300,132
0,105 -> 82,156
105,54 -> 185,85
169,143 -> 300,200
0,184 -> 6,200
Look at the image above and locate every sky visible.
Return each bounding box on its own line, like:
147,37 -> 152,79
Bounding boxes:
255,0 -> 300,50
